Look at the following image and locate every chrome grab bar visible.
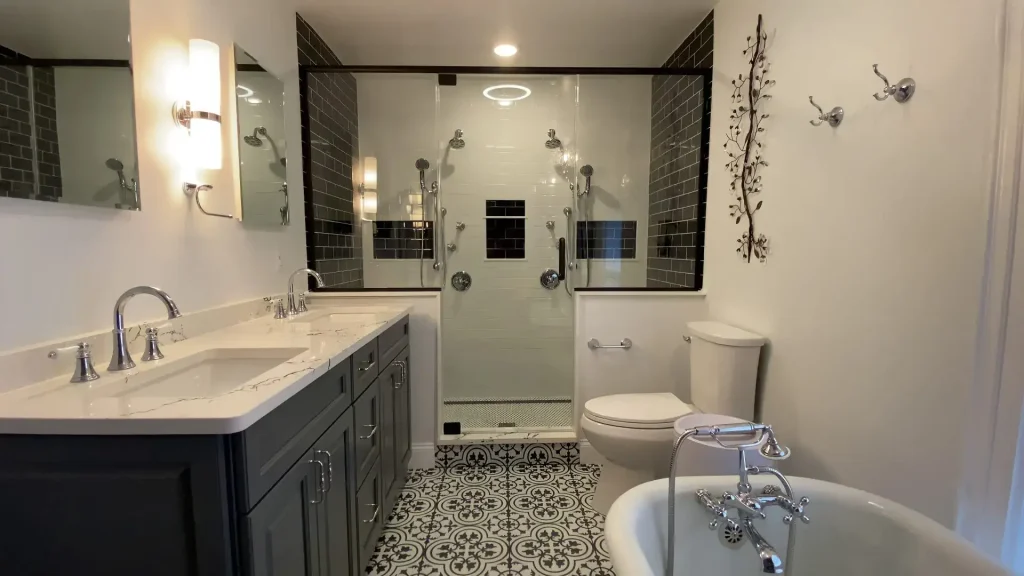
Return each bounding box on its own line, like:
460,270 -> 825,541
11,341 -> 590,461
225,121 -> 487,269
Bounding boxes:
587,338 -> 632,350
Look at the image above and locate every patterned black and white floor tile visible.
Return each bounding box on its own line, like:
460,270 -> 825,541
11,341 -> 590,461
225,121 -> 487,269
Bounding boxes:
367,446 -> 613,576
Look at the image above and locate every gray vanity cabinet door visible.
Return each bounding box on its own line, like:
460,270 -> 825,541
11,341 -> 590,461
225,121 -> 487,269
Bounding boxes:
355,462 -> 384,571
353,381 -> 381,487
314,408 -> 356,576
380,361 -> 397,507
243,448 -> 322,576
394,346 -> 412,472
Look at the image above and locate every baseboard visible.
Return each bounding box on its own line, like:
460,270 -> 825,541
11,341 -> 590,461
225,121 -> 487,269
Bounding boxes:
579,440 -> 609,466
410,443 -> 435,469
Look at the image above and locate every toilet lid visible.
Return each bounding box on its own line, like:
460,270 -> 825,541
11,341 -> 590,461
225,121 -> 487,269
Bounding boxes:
584,393 -> 694,428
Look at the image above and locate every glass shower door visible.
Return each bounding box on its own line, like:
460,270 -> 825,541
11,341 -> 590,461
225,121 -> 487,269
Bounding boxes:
438,75 -> 578,435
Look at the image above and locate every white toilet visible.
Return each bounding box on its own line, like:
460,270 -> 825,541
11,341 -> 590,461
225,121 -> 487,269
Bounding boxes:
581,321 -> 766,514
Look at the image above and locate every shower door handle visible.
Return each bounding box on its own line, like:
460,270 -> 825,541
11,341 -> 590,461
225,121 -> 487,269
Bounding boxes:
558,237 -> 566,279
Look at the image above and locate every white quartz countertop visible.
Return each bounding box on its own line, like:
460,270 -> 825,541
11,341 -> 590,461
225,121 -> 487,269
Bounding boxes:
0,306 -> 411,435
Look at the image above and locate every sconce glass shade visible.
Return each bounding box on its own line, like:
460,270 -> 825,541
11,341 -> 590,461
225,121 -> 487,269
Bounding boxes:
362,190 -> 378,220
363,157 -> 378,190
188,39 -> 221,170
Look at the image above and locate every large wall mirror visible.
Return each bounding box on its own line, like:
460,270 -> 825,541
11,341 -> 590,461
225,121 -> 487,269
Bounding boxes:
0,0 -> 140,211
235,45 -> 289,226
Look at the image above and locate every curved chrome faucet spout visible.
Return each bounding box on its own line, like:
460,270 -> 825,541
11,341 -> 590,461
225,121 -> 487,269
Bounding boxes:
743,518 -> 784,574
109,286 -> 181,371
288,268 -> 325,315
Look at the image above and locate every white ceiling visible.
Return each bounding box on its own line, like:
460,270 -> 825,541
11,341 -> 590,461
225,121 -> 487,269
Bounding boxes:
296,0 -> 716,67
0,0 -> 130,60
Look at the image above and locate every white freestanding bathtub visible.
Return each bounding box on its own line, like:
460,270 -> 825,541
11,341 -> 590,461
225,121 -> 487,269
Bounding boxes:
606,476 -> 1008,576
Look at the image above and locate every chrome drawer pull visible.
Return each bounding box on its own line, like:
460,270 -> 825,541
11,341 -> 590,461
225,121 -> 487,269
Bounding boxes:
315,449 -> 333,492
309,458 -> 325,504
359,424 -> 378,440
363,503 -> 380,524
394,359 -> 407,389
358,353 -> 375,373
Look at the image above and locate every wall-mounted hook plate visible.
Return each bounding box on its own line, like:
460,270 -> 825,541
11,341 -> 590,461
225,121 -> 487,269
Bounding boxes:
809,96 -> 844,128
873,64 -> 916,104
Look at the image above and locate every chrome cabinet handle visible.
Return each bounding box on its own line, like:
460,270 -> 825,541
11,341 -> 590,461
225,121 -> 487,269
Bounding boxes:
358,358 -> 375,373
315,449 -> 333,492
359,424 -> 378,440
394,360 -> 407,389
363,503 -> 380,524
309,458 -> 325,504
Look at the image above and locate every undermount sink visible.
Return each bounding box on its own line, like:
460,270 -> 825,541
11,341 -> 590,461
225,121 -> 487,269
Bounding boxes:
606,476 -> 1008,576
115,348 -> 307,398
289,310 -> 384,325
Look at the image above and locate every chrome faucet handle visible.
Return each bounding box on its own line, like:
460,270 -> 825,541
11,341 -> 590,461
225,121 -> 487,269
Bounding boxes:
297,292 -> 309,313
722,491 -> 767,519
274,298 -> 288,319
141,327 -> 164,361
695,489 -> 728,521
779,496 -> 810,525
48,342 -> 101,383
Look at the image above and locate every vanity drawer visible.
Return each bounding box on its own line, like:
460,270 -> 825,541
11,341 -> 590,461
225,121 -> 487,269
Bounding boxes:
355,459 -> 383,571
353,382 -> 381,488
233,357 -> 351,512
379,316 -> 410,367
352,338 -> 379,399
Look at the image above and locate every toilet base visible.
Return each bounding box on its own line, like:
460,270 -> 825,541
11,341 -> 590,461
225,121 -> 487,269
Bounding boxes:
593,462 -> 657,515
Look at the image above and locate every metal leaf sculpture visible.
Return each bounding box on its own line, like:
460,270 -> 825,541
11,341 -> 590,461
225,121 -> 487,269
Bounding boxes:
726,14 -> 773,263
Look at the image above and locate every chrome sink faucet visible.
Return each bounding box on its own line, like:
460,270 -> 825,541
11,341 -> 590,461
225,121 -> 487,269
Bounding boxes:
109,286 -> 181,371
287,268 -> 325,316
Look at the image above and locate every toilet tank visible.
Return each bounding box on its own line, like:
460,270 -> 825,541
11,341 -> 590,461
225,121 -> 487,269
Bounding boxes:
687,321 -> 765,421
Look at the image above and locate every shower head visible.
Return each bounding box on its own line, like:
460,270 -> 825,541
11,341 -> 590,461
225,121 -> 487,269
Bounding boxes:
415,158 -> 430,171
105,158 -> 124,171
244,126 -> 268,147
758,428 -> 791,461
545,128 -> 562,149
580,164 -> 594,178
449,129 -> 465,149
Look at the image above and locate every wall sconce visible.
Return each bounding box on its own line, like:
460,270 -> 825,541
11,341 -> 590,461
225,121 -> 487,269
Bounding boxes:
360,156 -> 378,221
174,39 -> 231,218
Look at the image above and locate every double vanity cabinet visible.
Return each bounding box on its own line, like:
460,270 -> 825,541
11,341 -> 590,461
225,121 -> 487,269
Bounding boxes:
0,311 -> 412,576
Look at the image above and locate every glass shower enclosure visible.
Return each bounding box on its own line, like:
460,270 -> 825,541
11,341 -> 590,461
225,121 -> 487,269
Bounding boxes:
304,68 -> 709,438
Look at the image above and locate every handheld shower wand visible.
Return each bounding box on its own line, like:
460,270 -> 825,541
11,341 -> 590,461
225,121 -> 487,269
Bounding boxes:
578,164 -> 593,197
416,158 -> 430,195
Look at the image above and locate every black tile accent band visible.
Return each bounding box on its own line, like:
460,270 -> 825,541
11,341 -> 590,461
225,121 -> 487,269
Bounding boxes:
576,220 -> 637,260
647,10 -> 712,289
372,220 -> 435,259
485,199 -> 525,217
298,14 -> 363,288
486,217 -> 525,259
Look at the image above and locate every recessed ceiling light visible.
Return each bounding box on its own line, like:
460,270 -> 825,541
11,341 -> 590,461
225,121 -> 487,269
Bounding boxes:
494,44 -> 518,57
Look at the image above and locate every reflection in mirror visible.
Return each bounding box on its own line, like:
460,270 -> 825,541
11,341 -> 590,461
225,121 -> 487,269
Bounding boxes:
235,45 -> 289,226
0,0 -> 140,210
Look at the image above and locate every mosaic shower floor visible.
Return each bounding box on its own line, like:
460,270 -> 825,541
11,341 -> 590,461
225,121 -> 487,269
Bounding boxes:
367,444 -> 613,576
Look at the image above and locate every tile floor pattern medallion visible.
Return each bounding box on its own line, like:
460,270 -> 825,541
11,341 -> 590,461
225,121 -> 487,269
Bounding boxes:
367,444 -> 614,576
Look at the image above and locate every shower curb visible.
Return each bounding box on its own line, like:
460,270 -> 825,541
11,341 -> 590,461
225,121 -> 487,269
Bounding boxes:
434,442 -> 580,469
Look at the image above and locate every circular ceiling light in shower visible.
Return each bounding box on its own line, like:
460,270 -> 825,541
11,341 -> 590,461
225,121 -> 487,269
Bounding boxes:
483,84 -> 531,102
236,85 -> 254,98
493,44 -> 518,57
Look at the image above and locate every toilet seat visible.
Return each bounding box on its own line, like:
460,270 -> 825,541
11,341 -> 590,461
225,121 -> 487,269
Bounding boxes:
583,393 -> 695,430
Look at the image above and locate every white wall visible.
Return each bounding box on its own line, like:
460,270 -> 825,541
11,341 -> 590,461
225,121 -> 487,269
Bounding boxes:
237,70 -> 288,225
705,0 -> 1003,527
53,67 -> 138,209
574,292 -> 708,435
0,0 -> 305,352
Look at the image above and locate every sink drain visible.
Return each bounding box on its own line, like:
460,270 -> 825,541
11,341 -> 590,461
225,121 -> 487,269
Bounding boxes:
719,521 -> 745,549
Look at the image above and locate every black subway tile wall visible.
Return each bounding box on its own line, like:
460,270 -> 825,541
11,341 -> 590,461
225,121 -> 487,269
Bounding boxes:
298,14 -> 363,288
577,221 -> 637,260
485,199 -> 526,217
486,200 -> 526,259
373,221 -> 435,259
647,10 -> 712,289
0,45 -> 61,200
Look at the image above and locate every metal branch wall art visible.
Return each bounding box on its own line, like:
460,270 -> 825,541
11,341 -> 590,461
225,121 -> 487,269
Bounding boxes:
726,14 -> 773,263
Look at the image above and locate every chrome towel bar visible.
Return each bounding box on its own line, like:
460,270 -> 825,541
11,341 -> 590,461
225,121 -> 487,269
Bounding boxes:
588,338 -> 632,350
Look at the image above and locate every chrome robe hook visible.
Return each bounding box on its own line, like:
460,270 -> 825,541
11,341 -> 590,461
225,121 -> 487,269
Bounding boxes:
808,96 -> 844,128
872,64 -> 916,103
